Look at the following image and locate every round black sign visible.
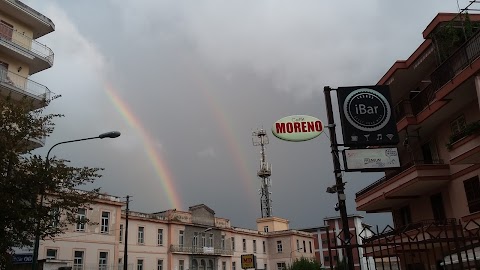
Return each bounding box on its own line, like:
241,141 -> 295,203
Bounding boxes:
343,88 -> 391,132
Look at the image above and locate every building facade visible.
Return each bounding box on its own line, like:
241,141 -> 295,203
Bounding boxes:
355,11 -> 480,270
38,198 -> 316,270
0,0 -> 54,149
2,1 -> 56,268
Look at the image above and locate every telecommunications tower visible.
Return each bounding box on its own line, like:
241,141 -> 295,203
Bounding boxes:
252,129 -> 272,218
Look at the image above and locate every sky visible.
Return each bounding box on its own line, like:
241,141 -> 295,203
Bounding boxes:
22,0 -> 469,230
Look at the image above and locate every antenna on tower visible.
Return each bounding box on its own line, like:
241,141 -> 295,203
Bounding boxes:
252,128 -> 273,218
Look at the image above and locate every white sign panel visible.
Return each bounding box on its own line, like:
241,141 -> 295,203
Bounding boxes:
344,148 -> 400,171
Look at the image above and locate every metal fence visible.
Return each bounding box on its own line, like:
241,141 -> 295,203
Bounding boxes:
324,219 -> 480,270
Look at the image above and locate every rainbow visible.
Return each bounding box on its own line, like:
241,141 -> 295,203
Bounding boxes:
183,62 -> 259,208
103,82 -> 183,210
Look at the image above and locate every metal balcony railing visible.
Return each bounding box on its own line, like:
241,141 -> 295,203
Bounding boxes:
355,159 -> 444,197
0,21 -> 54,64
170,245 -> 234,255
408,27 -> 480,115
0,68 -> 50,99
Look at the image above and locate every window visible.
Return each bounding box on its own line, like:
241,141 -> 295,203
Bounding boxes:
179,230 -> 185,246
222,261 -> 226,270
262,241 -> 266,253
76,208 -> 86,231
73,251 -> 84,270
464,176 -> 480,213
264,264 -> 267,270
157,229 -> 163,246
46,249 -> 57,260
309,241 -> 312,253
303,240 -> 306,253
101,211 -> 110,233
99,252 -> 108,270
221,235 -> 225,250
193,232 -> 198,247
0,20 -> 13,40
231,237 -> 235,251
138,227 -> 145,244
253,240 -> 257,253
277,262 -> 286,270
243,239 -> 247,252
50,207 -> 60,228
451,115 -> 466,135
232,261 -> 236,270
179,260 -> 184,270
296,239 -> 300,250
264,226 -> 269,232
120,224 -> 124,242
137,259 -> 144,270
208,233 -> 214,247
431,193 -> 446,220
325,256 -> 330,262
202,233 -> 206,247
277,241 -> 283,253
157,259 -> 163,270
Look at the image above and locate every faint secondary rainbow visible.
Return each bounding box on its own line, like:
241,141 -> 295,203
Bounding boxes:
103,82 -> 183,210
182,61 -> 259,204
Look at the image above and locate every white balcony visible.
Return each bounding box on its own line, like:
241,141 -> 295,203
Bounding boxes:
0,21 -> 54,74
0,68 -> 50,108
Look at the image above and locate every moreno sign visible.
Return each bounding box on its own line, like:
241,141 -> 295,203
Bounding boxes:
272,115 -> 324,142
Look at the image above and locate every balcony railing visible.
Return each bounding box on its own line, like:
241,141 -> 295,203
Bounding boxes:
170,245 -> 233,256
409,26 -> 480,115
0,21 -> 54,64
0,68 -> 50,99
355,159 -> 444,197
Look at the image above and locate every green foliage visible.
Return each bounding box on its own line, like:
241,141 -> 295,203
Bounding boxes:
286,257 -> 324,270
446,121 -> 480,150
0,94 -> 104,268
434,13 -> 480,62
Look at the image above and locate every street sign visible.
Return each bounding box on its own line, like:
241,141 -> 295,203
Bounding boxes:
241,254 -> 256,269
343,148 -> 400,171
337,86 -> 399,147
272,115 -> 324,142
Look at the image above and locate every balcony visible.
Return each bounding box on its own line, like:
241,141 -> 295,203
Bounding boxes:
0,0 -> 55,38
393,26 -> 480,127
0,21 -> 54,74
355,160 -> 450,212
170,245 -> 233,256
448,122 -> 480,164
0,68 -> 50,108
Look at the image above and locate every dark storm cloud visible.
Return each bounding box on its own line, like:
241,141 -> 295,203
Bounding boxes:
26,0 -> 465,228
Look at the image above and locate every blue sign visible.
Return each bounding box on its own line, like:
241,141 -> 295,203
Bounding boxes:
13,254 -> 33,264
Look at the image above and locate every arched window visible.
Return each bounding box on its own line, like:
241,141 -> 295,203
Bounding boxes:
192,259 -> 198,270
207,260 -> 214,270
200,259 -> 206,270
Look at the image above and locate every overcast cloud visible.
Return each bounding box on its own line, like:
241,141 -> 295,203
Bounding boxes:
23,0 -> 466,229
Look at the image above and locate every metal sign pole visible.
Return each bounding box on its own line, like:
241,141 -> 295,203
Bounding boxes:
324,86 -> 355,270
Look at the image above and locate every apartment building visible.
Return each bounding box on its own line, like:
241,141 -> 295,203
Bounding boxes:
0,0 -> 54,149
38,197 -> 315,270
354,11 -> 480,270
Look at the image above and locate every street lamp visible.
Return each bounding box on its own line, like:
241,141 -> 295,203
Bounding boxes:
31,131 -> 121,270
290,247 -> 303,266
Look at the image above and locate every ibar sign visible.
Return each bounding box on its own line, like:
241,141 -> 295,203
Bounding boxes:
337,85 -> 399,147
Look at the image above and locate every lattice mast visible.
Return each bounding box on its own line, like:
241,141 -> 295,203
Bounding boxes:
252,129 -> 272,218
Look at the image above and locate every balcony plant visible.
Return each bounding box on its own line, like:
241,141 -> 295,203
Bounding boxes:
433,13 -> 480,62
446,121 -> 480,150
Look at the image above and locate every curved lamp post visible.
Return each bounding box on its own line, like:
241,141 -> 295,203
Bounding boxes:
31,131 -> 121,270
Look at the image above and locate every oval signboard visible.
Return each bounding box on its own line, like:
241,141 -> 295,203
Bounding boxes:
272,115 -> 324,142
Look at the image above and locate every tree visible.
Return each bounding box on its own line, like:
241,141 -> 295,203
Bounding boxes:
0,95 -> 103,268
287,257 -> 324,270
